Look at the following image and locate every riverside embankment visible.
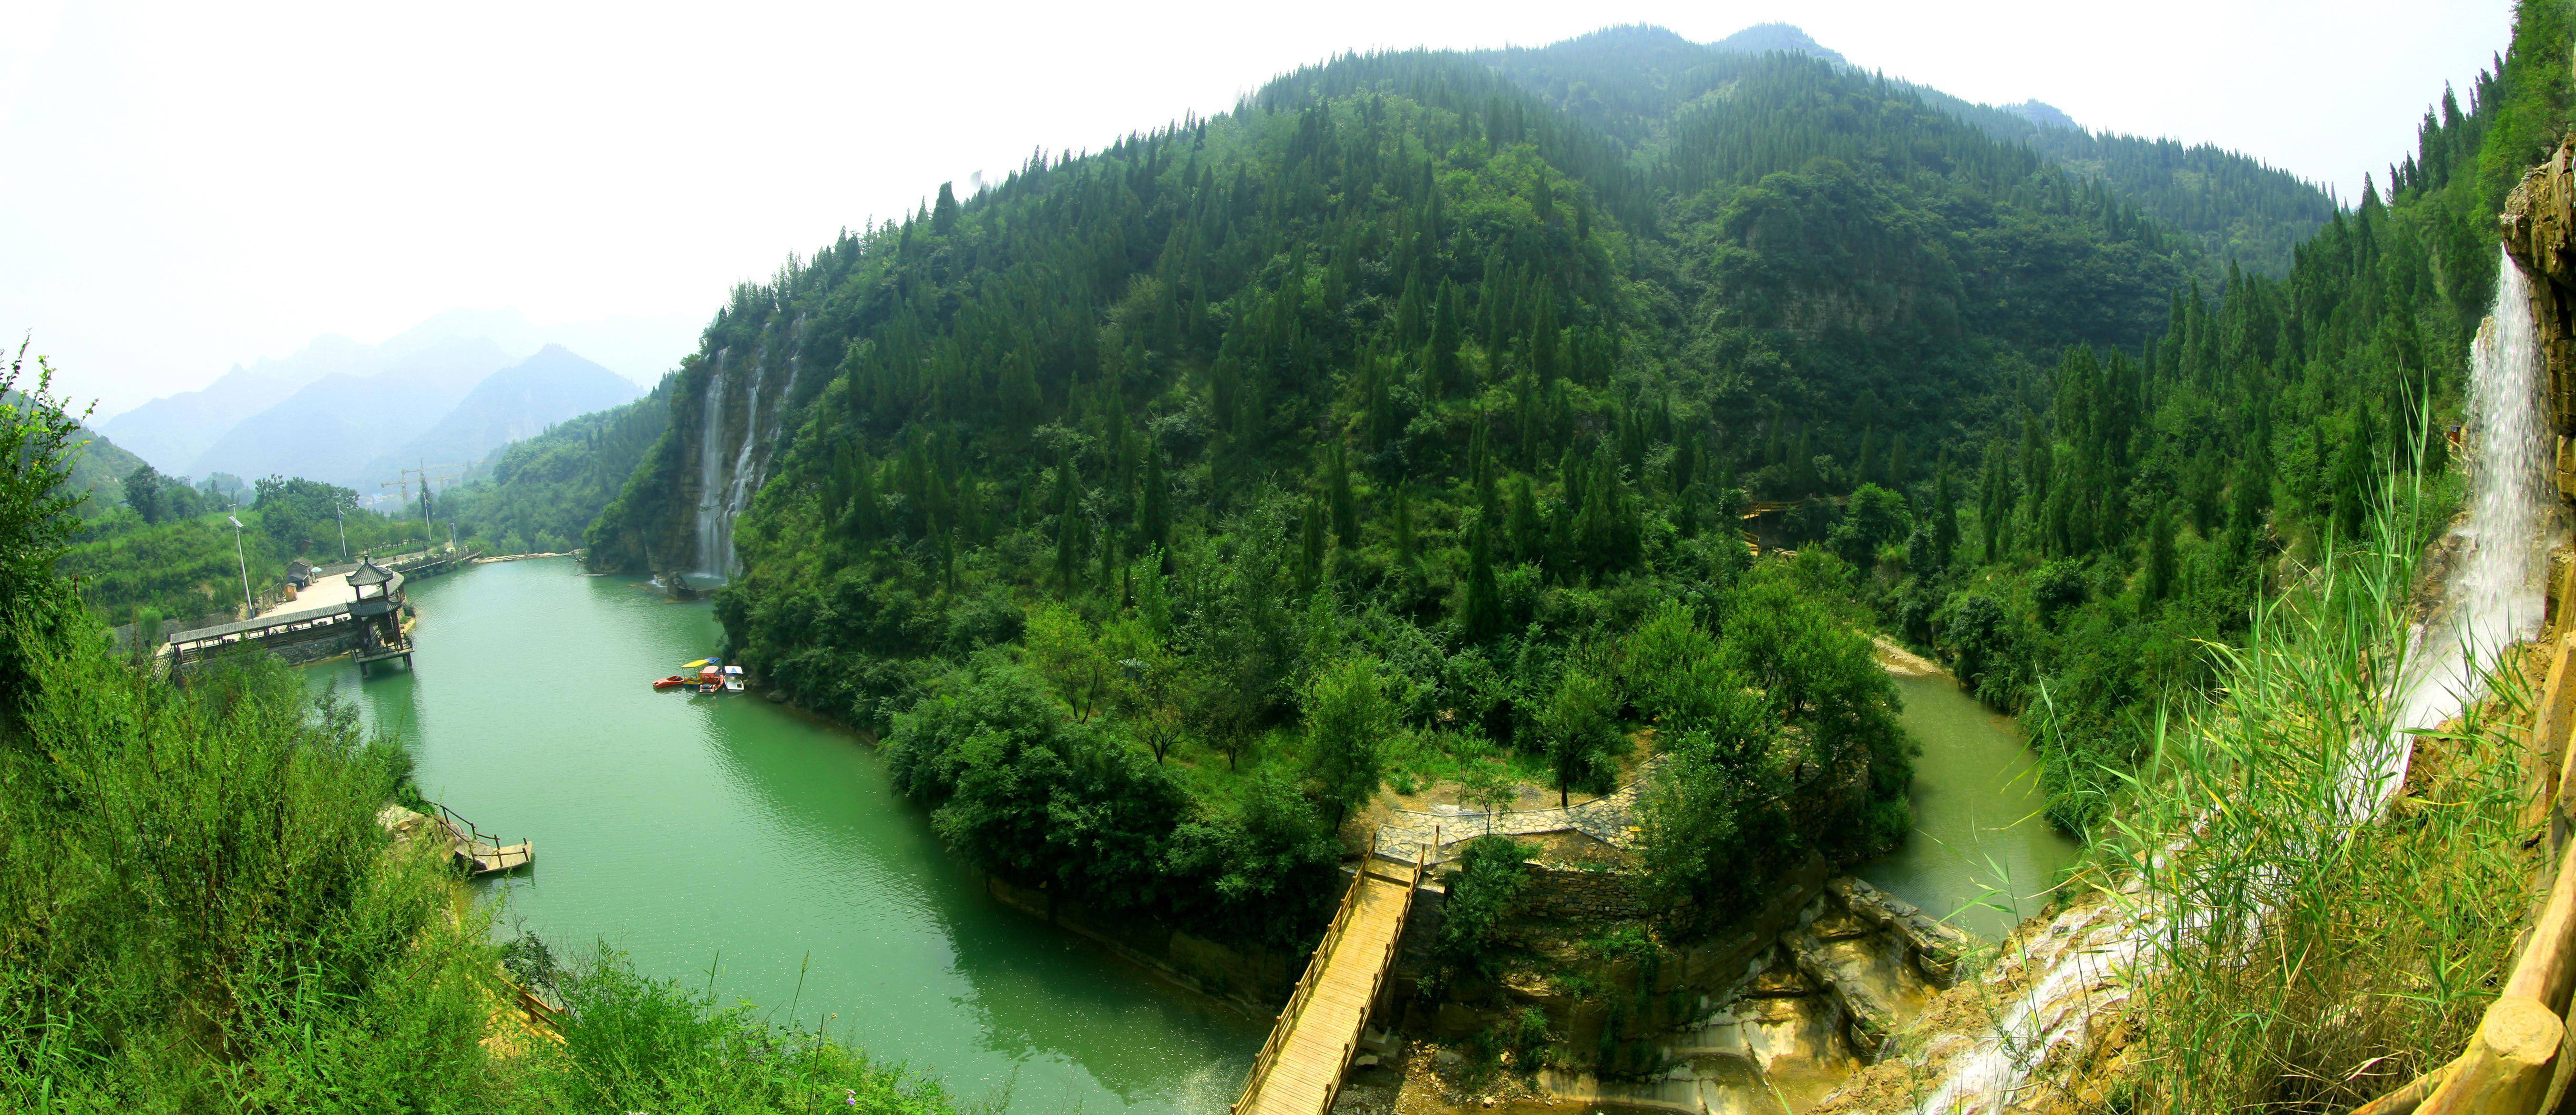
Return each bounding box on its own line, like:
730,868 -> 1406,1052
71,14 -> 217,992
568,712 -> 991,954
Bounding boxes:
300,557 -> 1264,1114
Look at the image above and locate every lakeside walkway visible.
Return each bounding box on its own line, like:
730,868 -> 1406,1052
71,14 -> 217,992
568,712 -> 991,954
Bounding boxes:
261,569 -> 357,620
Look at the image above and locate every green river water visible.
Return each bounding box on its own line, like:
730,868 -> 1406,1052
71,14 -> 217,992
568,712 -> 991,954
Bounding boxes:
302,558 -> 1262,1114
303,559 -> 2072,1112
1861,674 -> 2084,942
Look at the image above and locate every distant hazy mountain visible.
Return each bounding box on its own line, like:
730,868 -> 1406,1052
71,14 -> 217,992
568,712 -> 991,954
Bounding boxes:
104,307 -> 697,479
187,337 -> 515,491
366,345 -> 641,480
376,307 -> 698,389
2001,99 -> 2080,131
99,334 -> 374,473
1709,22 -> 1848,66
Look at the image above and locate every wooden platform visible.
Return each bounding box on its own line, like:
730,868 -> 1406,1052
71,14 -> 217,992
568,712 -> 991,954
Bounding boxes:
1233,849 -> 1427,1115
432,803 -> 532,877
457,837 -> 533,875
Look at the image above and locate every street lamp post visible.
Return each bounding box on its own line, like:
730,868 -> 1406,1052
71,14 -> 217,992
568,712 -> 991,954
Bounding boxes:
335,503 -> 348,561
226,516 -> 253,616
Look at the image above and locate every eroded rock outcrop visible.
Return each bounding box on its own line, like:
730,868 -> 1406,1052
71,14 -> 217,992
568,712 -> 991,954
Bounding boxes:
2502,136 -> 2576,506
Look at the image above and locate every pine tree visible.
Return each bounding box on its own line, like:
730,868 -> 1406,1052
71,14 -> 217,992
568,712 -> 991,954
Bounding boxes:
2331,405 -> 2379,543
1001,348 -> 1042,431
1392,485 -> 1417,567
2144,503 -> 2178,604
1508,474 -> 1542,564
842,456 -> 881,552
1140,444 -> 1170,569
932,182 -> 961,235
1298,497 -> 1326,594
1931,466 -> 1958,571
1393,274 -> 1426,348
1427,279 -> 1463,399
1327,444 -> 1360,547
1462,521 -> 1503,641
1053,455 -> 1083,593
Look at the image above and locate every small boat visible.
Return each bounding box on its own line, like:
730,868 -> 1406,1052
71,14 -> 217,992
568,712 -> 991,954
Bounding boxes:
651,675 -> 688,690
722,665 -> 745,693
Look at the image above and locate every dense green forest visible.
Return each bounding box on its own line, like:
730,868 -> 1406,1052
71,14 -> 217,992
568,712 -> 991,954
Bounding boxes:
440,375 -> 677,556
62,471 -> 434,628
532,31 -> 2366,945
1478,25 -> 2339,278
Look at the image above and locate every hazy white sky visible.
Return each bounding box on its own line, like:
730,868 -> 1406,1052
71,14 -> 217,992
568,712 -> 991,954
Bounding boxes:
0,0 -> 2516,418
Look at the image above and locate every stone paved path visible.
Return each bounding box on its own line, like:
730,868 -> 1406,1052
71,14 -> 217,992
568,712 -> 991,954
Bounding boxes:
1375,765 -> 1652,867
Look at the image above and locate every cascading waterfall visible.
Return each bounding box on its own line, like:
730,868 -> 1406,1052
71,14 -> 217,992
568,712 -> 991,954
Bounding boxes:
691,355 -> 731,579
711,356 -> 770,579
1910,246 -> 2556,1114
2381,252 -> 2555,794
686,317 -> 806,582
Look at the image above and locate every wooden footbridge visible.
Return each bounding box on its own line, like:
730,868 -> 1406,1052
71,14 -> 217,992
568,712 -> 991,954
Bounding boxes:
1232,839 -> 1430,1115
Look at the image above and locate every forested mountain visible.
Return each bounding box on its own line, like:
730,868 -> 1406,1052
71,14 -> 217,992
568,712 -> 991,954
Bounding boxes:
478,28 -> 2381,942
1707,22 -> 1844,66
1478,25 -> 2336,278
442,377 -> 675,556
58,416 -> 148,518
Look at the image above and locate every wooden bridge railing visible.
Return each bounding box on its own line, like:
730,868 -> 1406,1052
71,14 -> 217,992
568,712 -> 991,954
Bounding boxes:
1230,829 -> 1433,1115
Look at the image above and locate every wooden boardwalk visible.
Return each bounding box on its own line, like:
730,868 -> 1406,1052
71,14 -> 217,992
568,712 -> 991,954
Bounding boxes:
1233,846 -> 1427,1115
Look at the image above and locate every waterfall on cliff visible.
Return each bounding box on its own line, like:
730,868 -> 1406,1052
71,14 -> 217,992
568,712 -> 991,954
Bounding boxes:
712,359 -> 769,579
691,358 -> 730,579
2383,249 -> 2555,789
1909,246 -> 2557,1115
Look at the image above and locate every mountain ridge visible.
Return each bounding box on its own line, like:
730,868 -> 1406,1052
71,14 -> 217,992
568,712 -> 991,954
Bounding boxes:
362,345 -> 642,482
1474,24 -> 2335,276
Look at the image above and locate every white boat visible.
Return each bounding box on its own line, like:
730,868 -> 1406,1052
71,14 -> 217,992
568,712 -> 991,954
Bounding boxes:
722,665 -> 745,693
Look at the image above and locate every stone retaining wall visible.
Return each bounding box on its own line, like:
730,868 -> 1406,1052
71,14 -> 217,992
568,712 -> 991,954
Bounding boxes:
1514,864 -> 1651,921
981,874 -> 1291,1011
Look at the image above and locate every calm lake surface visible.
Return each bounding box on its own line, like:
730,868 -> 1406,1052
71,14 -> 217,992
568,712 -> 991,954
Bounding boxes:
303,557 -> 1262,1114
1860,673 -> 2084,941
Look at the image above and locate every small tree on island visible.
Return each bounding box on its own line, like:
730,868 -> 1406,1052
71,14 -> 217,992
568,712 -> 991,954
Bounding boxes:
1302,655 -> 1391,825
1537,666 -> 1621,807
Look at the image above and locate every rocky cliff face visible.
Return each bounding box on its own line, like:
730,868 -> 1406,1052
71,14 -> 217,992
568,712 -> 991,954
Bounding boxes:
2503,137 -> 2576,506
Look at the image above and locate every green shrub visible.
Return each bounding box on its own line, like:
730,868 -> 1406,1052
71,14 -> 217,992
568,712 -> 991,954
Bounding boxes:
1436,835 -> 1531,975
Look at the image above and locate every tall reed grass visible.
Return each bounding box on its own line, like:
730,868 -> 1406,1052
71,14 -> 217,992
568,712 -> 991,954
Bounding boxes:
0,624 -> 958,1113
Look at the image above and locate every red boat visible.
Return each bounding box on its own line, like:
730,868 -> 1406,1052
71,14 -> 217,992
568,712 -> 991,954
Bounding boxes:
651,675 -> 688,691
